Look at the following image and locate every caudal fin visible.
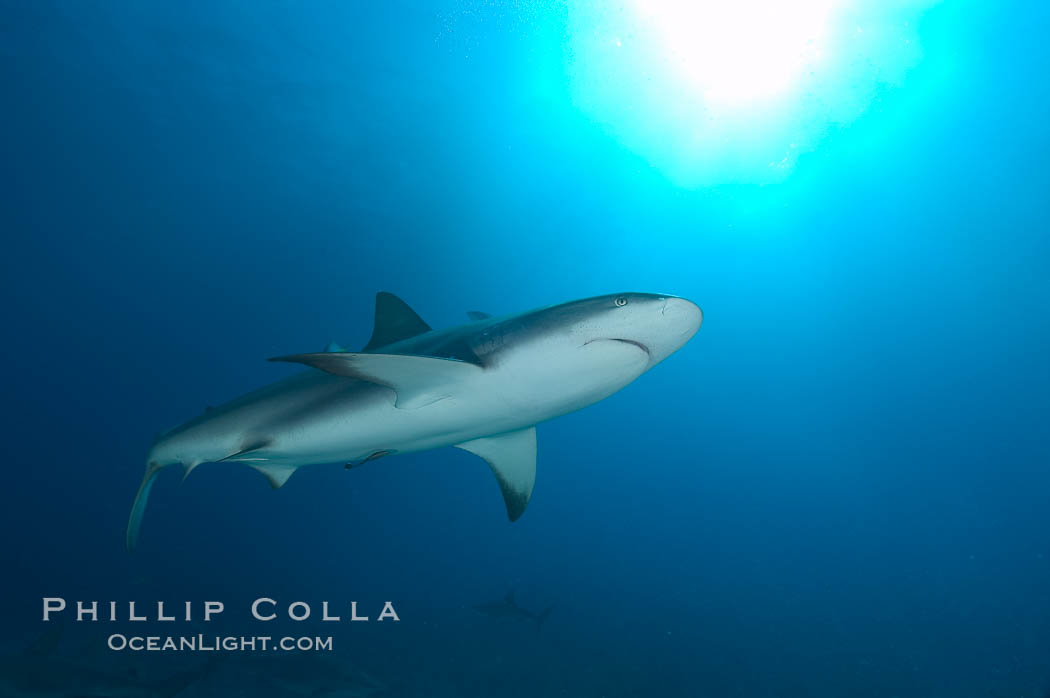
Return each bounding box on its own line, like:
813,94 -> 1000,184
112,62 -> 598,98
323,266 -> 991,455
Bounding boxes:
534,606 -> 554,630
126,462 -> 164,552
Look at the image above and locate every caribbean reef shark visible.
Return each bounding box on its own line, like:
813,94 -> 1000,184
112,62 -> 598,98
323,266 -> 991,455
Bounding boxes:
229,653 -> 386,697
473,592 -> 554,629
0,628 -> 213,697
127,292 -> 702,549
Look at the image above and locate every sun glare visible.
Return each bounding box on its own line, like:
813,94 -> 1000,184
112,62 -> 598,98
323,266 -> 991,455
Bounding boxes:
635,0 -> 835,106
563,0 -> 939,185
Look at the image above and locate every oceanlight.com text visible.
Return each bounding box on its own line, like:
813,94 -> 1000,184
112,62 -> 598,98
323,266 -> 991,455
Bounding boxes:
107,634 -> 334,652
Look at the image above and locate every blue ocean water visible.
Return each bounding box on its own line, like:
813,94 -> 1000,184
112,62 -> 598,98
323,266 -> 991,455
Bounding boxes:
2,1 -> 1049,696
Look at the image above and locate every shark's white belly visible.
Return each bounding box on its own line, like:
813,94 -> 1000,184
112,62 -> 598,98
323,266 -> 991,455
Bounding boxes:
265,337 -> 650,465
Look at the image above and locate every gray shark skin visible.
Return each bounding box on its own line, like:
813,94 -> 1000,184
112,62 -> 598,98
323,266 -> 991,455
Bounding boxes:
128,291 -> 703,550
473,592 -> 554,629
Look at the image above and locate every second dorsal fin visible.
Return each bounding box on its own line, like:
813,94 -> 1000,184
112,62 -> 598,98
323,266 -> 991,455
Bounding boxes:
362,292 -> 432,351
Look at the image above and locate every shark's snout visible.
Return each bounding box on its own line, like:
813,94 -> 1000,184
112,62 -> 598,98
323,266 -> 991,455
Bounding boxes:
664,296 -> 703,338
641,296 -> 703,366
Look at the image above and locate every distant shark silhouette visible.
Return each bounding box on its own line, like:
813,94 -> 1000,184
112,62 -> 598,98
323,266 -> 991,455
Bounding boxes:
473,592 -> 554,629
228,653 -> 386,697
0,627 -> 214,697
128,292 -> 703,549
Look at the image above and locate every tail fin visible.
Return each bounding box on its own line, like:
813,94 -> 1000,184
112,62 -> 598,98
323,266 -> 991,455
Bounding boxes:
534,606 -> 554,630
126,461 -> 164,552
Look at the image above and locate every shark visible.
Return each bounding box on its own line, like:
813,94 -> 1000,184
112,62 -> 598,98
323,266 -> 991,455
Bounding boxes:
0,629 -> 213,698
472,592 -> 554,629
127,291 -> 703,549
229,653 -> 386,697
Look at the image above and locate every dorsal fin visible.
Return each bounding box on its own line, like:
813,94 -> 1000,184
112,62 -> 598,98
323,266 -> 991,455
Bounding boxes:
362,292 -> 432,351
466,311 -> 492,321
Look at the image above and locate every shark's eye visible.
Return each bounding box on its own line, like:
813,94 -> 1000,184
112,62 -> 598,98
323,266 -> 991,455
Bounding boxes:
614,296 -> 628,307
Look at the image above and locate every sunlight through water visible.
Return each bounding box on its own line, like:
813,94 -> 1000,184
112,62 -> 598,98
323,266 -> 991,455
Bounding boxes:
564,0 -> 942,186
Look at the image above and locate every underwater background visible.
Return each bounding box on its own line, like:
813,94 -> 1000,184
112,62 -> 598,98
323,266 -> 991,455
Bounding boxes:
2,0 -> 1049,696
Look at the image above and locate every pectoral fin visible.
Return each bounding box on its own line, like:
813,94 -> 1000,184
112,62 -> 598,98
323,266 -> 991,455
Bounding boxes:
456,427 -> 537,521
269,352 -> 481,409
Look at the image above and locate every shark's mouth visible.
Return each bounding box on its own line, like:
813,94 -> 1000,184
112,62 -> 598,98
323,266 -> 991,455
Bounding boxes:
612,338 -> 649,355
589,338 -> 650,356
